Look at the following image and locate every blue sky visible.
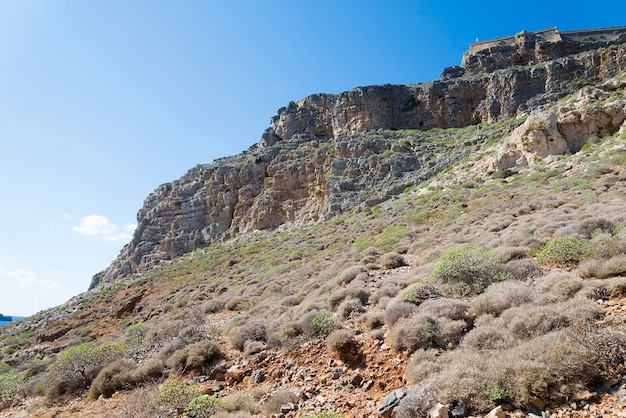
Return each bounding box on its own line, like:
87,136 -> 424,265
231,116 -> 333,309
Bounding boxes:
1,1 -> 625,316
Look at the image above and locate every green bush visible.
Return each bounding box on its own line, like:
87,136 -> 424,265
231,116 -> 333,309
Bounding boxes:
404,280 -> 441,305
430,246 -> 506,296
125,322 -> 148,339
184,395 -> 223,418
46,342 -> 125,398
300,311 -> 337,337
0,373 -> 28,409
156,380 -> 201,414
536,237 -> 587,266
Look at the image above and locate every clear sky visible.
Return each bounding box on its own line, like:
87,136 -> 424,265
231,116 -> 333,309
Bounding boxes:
1,0 -> 625,317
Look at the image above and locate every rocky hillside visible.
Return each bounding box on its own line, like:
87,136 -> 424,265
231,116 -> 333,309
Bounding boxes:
93,30 -> 626,288
2,29 -> 626,418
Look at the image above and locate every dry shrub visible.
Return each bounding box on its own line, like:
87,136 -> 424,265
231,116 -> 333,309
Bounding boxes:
243,340 -> 266,357
389,313 -> 438,352
576,218 -> 615,239
266,320 -> 302,347
461,326 -> 514,351
379,252 -> 408,269
536,271 -> 582,301
225,296 -> 251,311
220,393 -> 261,414
232,320 -> 267,351
604,276 -> 626,296
360,247 -> 381,265
328,287 -> 369,311
89,359 -> 164,399
436,319 -> 469,348
157,339 -> 186,363
384,302 -> 418,327
201,299 -> 224,314
574,325 -> 626,373
370,284 -> 400,305
337,298 -> 364,319
214,412 -> 253,418
109,385 -> 161,418
420,331 -> 598,413
417,298 -> 469,321
364,312 -> 385,330
496,246 -> 530,263
166,340 -> 221,374
500,305 -> 570,340
326,329 -> 358,356
281,296 -> 301,306
150,320 -> 185,341
502,258 -> 542,280
583,232 -> 626,260
557,297 -> 603,324
471,281 -> 536,317
337,266 -> 368,285
579,255 -> 626,279
262,390 -> 299,415
405,349 -> 442,385
394,383 -> 438,418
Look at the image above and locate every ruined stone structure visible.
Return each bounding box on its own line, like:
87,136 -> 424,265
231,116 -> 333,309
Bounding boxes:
468,26 -> 626,56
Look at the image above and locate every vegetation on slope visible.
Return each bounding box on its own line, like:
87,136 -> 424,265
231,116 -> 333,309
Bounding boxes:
1,76 -> 626,417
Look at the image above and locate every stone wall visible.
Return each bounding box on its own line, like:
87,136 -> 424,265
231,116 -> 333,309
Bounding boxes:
468,28 -> 559,55
467,26 -> 626,56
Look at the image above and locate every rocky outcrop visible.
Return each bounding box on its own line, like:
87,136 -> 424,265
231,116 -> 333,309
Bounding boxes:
488,77 -> 626,170
91,36 -> 626,288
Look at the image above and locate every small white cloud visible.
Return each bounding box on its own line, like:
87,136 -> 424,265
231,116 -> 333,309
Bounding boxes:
73,215 -> 136,243
0,269 -> 61,290
63,213 -> 72,219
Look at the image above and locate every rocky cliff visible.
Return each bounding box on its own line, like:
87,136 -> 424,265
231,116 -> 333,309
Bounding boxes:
91,33 -> 626,288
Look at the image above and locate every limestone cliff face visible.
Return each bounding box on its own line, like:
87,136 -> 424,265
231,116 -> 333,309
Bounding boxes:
488,77 -> 626,170
91,35 -> 626,288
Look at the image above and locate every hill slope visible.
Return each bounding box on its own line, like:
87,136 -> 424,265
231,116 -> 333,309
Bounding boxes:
2,28 -> 626,418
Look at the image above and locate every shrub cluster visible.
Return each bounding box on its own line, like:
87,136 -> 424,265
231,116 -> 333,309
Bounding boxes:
45,342 -> 125,399
326,329 -> 358,356
408,331 -> 600,413
184,395 -> 223,418
232,320 -> 267,351
429,245 -> 507,296
536,237 -> 587,266
262,390 -> 299,415
0,373 -> 28,409
394,383 -> 438,418
166,340 -> 221,374
403,281 -> 441,305
156,380 -> 201,414
389,298 -> 471,352
299,311 -> 336,337
89,359 -> 164,399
